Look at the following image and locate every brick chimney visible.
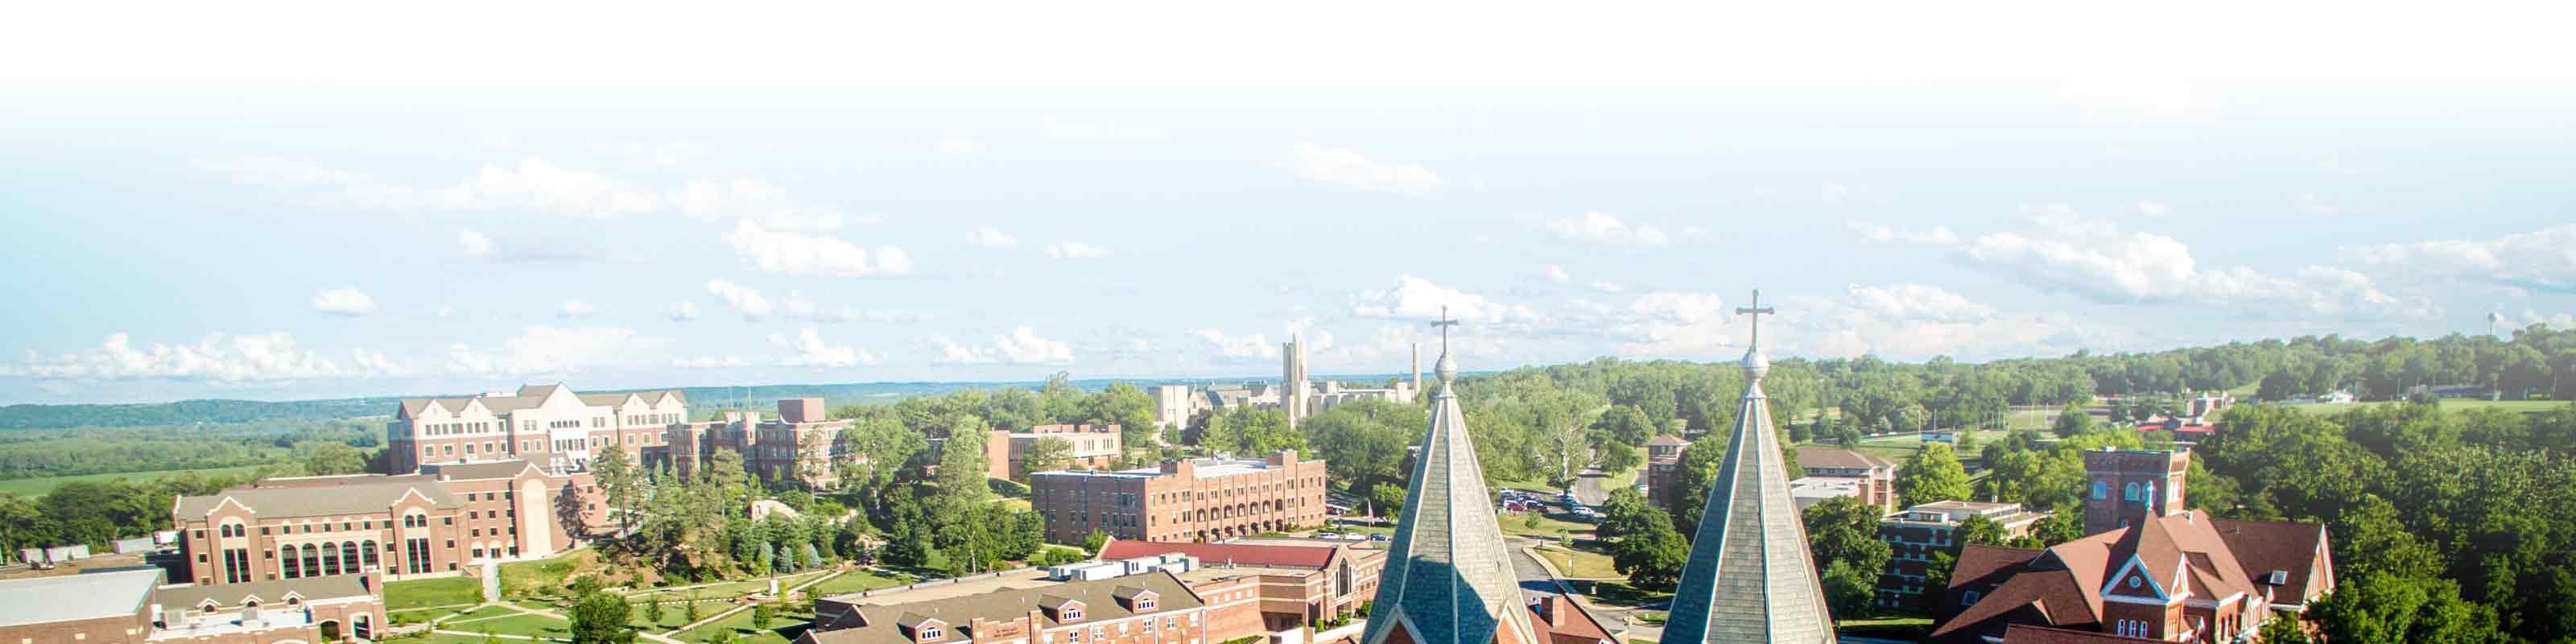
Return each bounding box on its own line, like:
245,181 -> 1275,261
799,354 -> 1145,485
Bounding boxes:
778,398 -> 825,423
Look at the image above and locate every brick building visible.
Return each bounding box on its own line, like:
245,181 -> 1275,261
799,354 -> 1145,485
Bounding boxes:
1797,447 -> 1897,512
389,384 -> 686,473
171,460 -> 601,587
989,424 -> 1124,481
1642,435 -> 1689,510
1096,540 -> 1385,631
667,398 -> 861,489
1930,450 -> 2334,643
0,568 -> 385,644
1873,501 -> 2049,609
802,570 -> 1210,644
1028,452 -> 1327,544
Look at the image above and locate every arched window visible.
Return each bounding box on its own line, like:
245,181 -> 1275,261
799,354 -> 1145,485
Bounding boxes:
2124,482 -> 2140,501
301,543 -> 320,576
282,547 -> 302,578
2091,481 -> 2107,500
323,542 -> 342,576
343,543 -> 361,572
362,540 -> 380,568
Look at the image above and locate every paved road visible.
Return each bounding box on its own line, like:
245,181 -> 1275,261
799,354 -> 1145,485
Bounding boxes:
1571,467 -> 1614,507
1505,536 -> 1562,601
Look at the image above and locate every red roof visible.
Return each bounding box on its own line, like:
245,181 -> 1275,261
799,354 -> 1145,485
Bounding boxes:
1096,540 -> 1338,569
1933,510 -> 2330,642
2001,624 -> 2139,644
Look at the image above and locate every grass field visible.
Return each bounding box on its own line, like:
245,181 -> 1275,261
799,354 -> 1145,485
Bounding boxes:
0,464 -> 279,497
410,634 -> 501,644
498,551 -> 597,598
1532,545 -> 1620,579
386,576 -> 485,611
1498,511 -> 1594,539
674,604 -> 816,644
632,572 -> 829,605
2283,399 -> 2567,415
453,613 -> 572,640
800,570 -> 903,597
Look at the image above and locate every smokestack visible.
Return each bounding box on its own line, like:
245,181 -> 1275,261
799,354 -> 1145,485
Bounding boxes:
1412,342 -> 1422,401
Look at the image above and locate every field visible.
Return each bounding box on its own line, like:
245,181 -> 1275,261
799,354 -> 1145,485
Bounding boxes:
386,576 -> 485,611
630,571 -> 830,605
799,570 -> 904,597
0,464 -> 278,497
674,603 -> 816,644
1532,545 -> 1620,579
2283,399 -> 2566,415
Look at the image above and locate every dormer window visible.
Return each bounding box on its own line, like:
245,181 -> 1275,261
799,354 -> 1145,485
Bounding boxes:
917,625 -> 943,642
1137,598 -> 1156,610
1064,607 -> 1084,620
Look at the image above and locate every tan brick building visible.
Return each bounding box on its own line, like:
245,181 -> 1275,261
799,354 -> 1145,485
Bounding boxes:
389,384 -> 686,473
1796,447 -> 1897,512
171,460 -> 601,587
803,570 -> 1210,644
1029,452 -> 1327,544
1873,501 -> 2049,609
988,424 -> 1124,481
0,568 -> 385,644
667,398 -> 861,489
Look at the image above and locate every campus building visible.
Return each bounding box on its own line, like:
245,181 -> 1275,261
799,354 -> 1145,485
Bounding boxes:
1642,434 -> 1690,510
388,384 -> 687,473
1096,540 -> 1385,632
1930,450 -> 2334,643
1028,451 -> 1329,544
1873,501 -> 2050,609
1796,447 -> 1898,513
802,570 -> 1212,644
0,568 -> 386,644
988,424 -> 1125,481
667,398 -> 861,489
170,460 -> 601,587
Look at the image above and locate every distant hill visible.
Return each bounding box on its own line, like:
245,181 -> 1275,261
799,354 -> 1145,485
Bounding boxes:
0,373 -> 1410,431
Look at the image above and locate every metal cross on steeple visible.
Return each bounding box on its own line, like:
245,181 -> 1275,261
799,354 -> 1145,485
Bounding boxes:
1429,305 -> 1459,353
1735,289 -> 1775,350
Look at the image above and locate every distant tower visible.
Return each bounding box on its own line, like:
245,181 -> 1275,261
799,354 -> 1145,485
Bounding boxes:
1282,334 -> 1311,429
1410,342 -> 1422,402
2083,449 -> 2188,535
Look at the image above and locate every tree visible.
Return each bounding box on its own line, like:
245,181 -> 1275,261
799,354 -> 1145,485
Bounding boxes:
643,596 -> 665,625
1802,497 -> 1893,578
2050,404 -> 2095,438
592,446 -> 643,533
1368,483 -> 1407,518
1956,514 -> 2006,547
2309,574 -> 2502,644
569,591 -> 637,644
1019,437 -> 1073,480
704,629 -> 737,644
1896,443 -> 1971,507
750,602 -> 776,630
302,443 -> 368,475
1596,406 -> 1657,446
1919,551 -> 1958,613
1822,559 -> 1875,621
2256,614 -> 2314,644
1083,529 -> 1109,554
1612,518 -> 1690,590
683,592 -> 701,622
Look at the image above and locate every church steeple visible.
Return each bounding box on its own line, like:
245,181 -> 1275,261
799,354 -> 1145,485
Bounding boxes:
1660,289 -> 1836,643
1357,310 -> 1543,644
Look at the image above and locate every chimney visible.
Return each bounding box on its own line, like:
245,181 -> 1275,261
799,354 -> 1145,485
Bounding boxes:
778,398 -> 824,423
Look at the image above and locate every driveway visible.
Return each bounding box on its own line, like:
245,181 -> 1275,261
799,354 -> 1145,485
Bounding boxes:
1571,467 -> 1615,507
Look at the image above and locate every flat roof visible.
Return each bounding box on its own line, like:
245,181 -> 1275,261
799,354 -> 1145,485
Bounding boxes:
0,568 -> 159,627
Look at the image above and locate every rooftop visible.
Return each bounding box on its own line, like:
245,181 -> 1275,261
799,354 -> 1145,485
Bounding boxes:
0,568 -> 159,628
175,480 -> 460,518
1097,541 -> 1346,570
809,571 -> 1203,644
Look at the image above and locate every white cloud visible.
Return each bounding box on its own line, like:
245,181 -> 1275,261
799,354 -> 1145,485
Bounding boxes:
1926,205 -> 2425,316
2136,201 -> 2175,219
967,225 -> 1018,249
312,287 -> 376,316
457,229 -> 496,257
4,332 -> 402,382
1590,281 -> 1627,294
557,299 -> 597,319
1600,291 -> 1735,356
671,177 -> 846,232
724,221 -> 914,277
935,326 -> 1074,364
933,140 -> 986,155
203,156 -> 668,218
666,301 -> 700,321
1847,221 -> 1961,246
1782,283 -> 2130,360
781,327 -> 877,367
1043,241 -> 1113,259
1545,265 -> 1571,284
2340,224 -> 2576,294
445,326 -> 669,375
705,279 -> 775,319
1285,143 -> 1446,196
1350,275 -> 1538,325
1682,225 -> 1713,239
436,306 -> 454,317
1545,212 -> 1671,247
672,355 -> 747,369
2522,310 -> 2575,329
1192,329 -> 1279,360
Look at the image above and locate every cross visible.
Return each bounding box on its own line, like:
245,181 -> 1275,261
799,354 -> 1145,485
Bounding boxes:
1735,289 -> 1776,350
1429,305 -> 1460,353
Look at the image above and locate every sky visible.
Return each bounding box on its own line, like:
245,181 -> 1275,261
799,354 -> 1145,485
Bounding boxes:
2,3 -> 2573,404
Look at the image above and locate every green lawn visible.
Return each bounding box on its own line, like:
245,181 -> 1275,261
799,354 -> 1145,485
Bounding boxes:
411,634 -> 502,644
446,605 -> 525,621
801,571 -> 904,597
386,576 -> 485,611
498,552 -> 589,598
1577,579 -> 1670,609
1499,511 -> 1594,539
455,613 -> 572,640
2284,399 -> 2567,415
633,572 -> 828,604
0,464 -> 282,497
1532,545 -> 1620,579
674,605 -> 815,644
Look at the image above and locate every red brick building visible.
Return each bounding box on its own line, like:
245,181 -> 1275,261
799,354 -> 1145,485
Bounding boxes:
1029,452 -> 1327,544
0,568 -> 386,644
171,460 -> 601,587
1930,450 -> 2334,643
1874,501 -> 2049,609
389,384 -> 685,473
1642,435 -> 1690,510
668,398 -> 861,489
989,424 -> 1124,481
1797,448 -> 1897,512
803,570 -> 1209,644
1097,540 -> 1385,631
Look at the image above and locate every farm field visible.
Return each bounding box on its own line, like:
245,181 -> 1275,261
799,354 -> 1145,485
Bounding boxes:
0,464 -> 277,497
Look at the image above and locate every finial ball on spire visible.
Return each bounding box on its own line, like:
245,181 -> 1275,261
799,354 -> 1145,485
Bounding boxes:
1735,289 -> 1777,381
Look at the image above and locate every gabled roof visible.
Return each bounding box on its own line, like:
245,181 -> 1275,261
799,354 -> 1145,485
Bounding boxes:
1646,434 -> 1690,447
1934,510 -> 2330,641
2000,624 -> 2140,644
1357,350 -> 1542,644
175,479 -> 460,517
2210,517 -> 2330,601
155,574 -> 374,610
1795,447 -> 1893,471
807,571 -> 1203,644
421,459 -> 545,481
1661,346 -> 1835,643
1097,540 -> 1340,569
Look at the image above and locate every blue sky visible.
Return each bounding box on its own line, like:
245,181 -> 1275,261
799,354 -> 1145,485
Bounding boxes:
2,6 -> 2572,403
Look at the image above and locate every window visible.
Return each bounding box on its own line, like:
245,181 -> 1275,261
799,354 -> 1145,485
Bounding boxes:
1064,608 -> 1083,620
1961,591 -> 1979,605
1137,598 -> 1156,610
918,625 -> 943,642
2124,482 -> 2140,501
2091,481 -> 2107,500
